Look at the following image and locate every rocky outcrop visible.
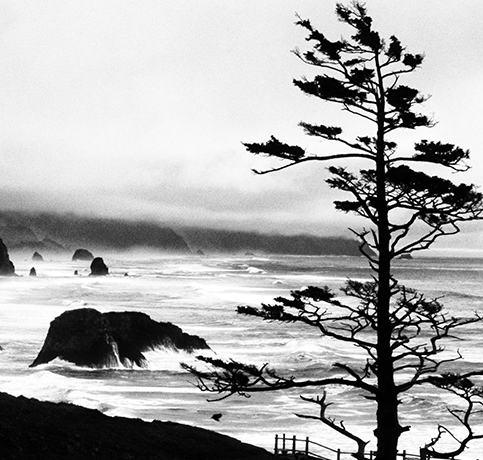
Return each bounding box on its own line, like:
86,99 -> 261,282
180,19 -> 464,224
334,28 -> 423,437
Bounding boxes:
29,267 -> 37,276
398,254 -> 413,260
32,251 -> 44,261
90,257 -> 108,276
72,248 -> 94,261
30,308 -> 210,368
0,238 -> 15,276
0,392 -> 274,460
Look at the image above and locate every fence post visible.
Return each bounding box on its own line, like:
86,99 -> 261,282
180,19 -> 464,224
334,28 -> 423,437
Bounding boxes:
292,435 -> 296,454
419,447 -> 426,460
305,437 -> 309,457
274,435 -> 278,456
337,448 -> 341,460
403,450 -> 406,460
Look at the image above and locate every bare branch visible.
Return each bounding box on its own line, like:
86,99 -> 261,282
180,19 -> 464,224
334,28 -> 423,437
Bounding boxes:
296,392 -> 369,459
252,151 -> 374,175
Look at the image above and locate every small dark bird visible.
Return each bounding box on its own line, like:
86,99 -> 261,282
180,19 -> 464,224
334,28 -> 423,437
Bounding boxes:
211,413 -> 222,422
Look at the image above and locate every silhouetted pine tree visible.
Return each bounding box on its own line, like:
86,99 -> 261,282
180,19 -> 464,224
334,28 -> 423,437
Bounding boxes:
183,3 -> 483,459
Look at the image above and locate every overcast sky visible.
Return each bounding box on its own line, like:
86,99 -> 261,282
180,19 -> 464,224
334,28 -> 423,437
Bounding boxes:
0,1 -> 482,247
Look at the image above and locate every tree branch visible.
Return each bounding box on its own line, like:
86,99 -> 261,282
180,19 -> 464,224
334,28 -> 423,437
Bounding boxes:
296,392 -> 369,459
252,152 -> 374,175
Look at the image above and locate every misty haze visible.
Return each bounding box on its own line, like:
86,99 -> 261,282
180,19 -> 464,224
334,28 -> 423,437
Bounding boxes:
1,2 -> 483,460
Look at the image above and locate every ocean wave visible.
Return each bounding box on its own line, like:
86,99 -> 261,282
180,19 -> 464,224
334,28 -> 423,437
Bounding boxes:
2,254 -> 483,459
0,369 -> 115,411
435,290 -> 483,300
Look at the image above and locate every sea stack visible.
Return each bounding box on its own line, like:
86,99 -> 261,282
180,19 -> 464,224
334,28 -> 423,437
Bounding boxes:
72,249 -> 94,261
90,257 -> 109,276
30,308 -> 210,368
0,238 -> 15,276
32,251 -> 44,261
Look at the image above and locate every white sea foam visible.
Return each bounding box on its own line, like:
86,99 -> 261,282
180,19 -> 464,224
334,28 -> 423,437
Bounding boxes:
1,254 -> 483,458
0,370 -> 91,404
245,266 -> 266,274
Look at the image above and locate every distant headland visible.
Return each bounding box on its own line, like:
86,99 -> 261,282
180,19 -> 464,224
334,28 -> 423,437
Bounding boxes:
0,210 -> 363,256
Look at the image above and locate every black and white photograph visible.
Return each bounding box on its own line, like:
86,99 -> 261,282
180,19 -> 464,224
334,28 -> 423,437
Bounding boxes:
0,1 -> 482,459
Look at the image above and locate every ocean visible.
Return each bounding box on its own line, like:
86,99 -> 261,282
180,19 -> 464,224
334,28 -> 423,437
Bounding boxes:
1,252 -> 482,459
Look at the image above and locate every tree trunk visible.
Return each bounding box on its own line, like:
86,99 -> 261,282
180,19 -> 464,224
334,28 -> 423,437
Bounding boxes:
375,168 -> 400,459
374,58 -> 401,460
375,162 -> 400,459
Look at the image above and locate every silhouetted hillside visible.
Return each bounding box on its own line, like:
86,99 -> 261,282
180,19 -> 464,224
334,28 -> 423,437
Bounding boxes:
0,392 -> 274,460
179,227 -> 362,256
0,211 -> 189,252
0,211 -> 363,256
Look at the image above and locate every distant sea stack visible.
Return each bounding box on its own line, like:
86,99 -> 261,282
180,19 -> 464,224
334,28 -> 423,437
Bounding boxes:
0,238 -> 15,276
32,251 -> 44,261
72,249 -> 94,261
90,257 -> 108,276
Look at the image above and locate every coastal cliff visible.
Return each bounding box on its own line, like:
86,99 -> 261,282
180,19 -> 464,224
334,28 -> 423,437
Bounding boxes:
0,210 -> 362,256
179,227 -> 362,256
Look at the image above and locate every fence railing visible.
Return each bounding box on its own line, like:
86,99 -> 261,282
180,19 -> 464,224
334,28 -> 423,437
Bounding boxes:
274,434 -> 358,460
273,434 -> 464,460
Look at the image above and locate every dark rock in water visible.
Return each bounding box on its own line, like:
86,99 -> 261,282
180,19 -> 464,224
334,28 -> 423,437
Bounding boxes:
398,254 -> 413,260
0,392 -> 274,460
29,267 -> 37,277
30,308 -> 210,368
74,270 -> 79,275
0,238 -> 15,276
32,251 -> 44,261
72,248 -> 94,261
196,249 -> 205,256
90,257 -> 108,276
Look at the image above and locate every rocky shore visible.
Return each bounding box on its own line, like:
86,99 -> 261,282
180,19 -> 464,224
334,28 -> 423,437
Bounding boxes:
0,392 -> 274,459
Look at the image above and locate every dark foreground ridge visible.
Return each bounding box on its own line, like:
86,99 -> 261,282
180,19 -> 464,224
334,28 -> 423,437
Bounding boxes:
0,392 -> 274,460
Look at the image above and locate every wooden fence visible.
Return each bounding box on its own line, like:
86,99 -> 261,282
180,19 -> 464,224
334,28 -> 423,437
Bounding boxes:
273,434 -> 468,460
